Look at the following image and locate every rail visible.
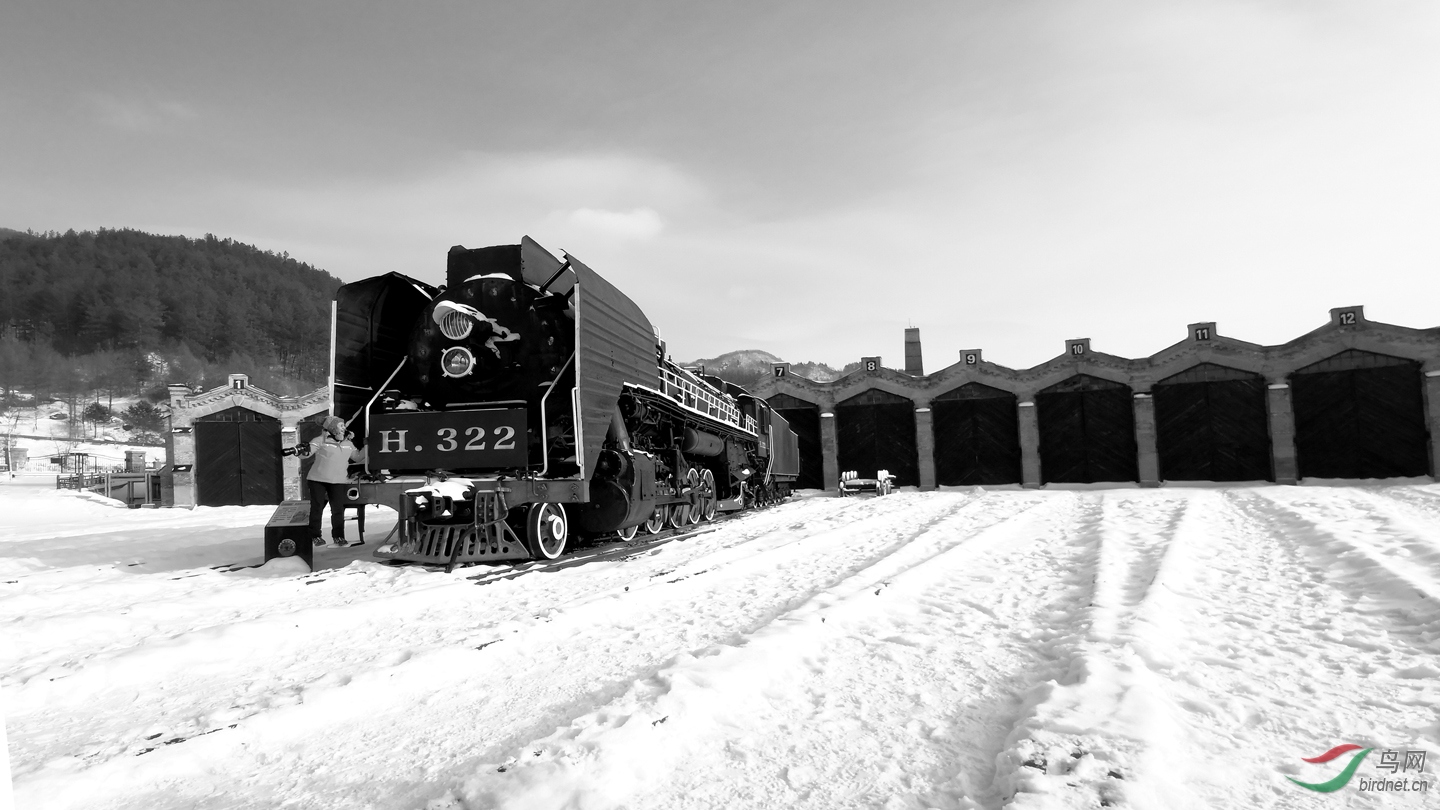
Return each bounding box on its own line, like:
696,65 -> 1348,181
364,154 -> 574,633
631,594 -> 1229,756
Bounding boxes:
659,365 -> 757,434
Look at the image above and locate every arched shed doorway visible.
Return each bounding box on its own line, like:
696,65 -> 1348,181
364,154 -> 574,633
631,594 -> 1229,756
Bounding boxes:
767,393 -> 823,490
194,406 -> 283,506
1290,350 -> 1430,479
1036,375 -> 1137,484
1153,363 -> 1272,482
931,382 -> 1021,485
836,389 -> 919,487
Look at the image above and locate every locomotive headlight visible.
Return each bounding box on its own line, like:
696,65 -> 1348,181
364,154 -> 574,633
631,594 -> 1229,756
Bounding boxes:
441,346 -> 475,378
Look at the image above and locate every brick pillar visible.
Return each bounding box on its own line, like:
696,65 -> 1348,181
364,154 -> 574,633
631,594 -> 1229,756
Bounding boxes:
167,383 -> 195,507
820,411 -> 839,491
281,423 -> 302,500
1425,371 -> 1440,478
1018,400 -> 1041,488
914,404 -> 936,490
1267,382 -> 1298,485
1133,393 -> 1160,487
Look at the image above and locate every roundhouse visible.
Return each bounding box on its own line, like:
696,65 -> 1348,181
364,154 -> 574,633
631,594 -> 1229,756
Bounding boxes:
753,307 -> 1440,489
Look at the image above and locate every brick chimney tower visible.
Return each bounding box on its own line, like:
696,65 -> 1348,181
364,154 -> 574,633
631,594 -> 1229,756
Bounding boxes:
904,328 -> 923,376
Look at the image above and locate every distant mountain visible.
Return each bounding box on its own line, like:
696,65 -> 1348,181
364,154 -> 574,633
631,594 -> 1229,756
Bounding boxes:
685,349 -> 854,389
0,228 -> 31,240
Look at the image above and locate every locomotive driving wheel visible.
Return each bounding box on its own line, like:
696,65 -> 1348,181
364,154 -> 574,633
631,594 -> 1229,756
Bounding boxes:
697,469 -> 717,522
684,468 -> 702,525
643,507 -> 665,534
616,523 -> 638,541
665,503 -> 688,529
525,503 -> 569,560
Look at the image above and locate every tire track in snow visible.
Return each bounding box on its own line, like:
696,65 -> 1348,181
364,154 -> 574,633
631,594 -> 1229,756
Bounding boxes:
1346,487 -> 1440,591
988,490 -> 1217,810
6,496 -> 878,774
1239,487 -> 1440,606
13,493 -> 992,809
1136,487 -> 1440,809
440,492 -> 1098,810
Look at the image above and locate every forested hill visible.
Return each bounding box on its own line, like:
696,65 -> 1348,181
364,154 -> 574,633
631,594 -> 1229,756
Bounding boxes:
0,229 -> 341,389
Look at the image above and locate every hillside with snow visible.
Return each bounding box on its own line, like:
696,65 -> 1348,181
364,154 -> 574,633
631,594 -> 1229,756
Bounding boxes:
685,350 -> 855,387
2,479 -> 1438,809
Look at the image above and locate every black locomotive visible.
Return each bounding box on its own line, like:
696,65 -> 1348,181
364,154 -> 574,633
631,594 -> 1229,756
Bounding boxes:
329,237 -> 800,566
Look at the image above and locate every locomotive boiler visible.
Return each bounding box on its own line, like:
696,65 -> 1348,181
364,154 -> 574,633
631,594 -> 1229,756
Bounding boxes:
329,237 -> 800,567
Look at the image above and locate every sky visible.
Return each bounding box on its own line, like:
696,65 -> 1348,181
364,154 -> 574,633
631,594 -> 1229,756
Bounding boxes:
3,0 -> 1439,370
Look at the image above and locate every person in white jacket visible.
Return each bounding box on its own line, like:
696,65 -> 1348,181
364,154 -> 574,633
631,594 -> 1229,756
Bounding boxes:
296,416 -> 367,546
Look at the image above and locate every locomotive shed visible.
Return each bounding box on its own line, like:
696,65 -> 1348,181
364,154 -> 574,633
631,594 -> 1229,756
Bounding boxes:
752,310 -> 1440,489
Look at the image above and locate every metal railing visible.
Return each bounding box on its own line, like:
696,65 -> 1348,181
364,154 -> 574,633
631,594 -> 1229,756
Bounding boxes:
659,365 -> 757,433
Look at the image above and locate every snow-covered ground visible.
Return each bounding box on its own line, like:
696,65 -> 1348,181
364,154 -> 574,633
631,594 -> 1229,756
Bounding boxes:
2,478 -> 1438,809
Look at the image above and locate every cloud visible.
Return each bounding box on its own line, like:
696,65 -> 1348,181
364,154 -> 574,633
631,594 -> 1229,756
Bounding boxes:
88,94 -> 196,133
560,207 -> 664,240
198,150 -> 704,284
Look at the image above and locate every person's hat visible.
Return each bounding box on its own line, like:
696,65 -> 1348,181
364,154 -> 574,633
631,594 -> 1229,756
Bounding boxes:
322,416 -> 345,433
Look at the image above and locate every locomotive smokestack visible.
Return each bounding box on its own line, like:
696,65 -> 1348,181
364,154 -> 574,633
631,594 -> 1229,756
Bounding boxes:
904,328 -> 923,376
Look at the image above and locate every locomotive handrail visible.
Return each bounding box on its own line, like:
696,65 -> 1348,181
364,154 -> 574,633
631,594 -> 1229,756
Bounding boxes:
537,350 -> 577,478
659,365 -> 750,431
360,358 -> 408,473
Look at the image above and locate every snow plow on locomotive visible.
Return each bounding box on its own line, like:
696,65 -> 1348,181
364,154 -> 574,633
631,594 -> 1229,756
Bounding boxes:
324,237 -> 799,567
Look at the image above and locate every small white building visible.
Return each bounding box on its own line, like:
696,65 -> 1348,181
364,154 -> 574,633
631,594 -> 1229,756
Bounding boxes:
165,374 -> 329,507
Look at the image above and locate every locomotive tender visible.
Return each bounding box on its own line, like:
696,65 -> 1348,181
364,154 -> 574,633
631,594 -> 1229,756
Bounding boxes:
330,236 -> 800,566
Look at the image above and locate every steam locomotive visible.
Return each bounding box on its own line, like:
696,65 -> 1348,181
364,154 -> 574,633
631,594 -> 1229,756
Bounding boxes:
329,236 -> 800,566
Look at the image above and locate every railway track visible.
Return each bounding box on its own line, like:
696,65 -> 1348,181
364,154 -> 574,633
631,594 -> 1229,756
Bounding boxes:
210,503 -> 769,585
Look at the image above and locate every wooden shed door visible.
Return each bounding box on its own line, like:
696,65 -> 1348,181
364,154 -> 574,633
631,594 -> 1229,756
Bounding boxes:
1291,350 -> 1430,479
195,407 -> 283,506
836,389 -> 918,487
1153,364 -> 1272,482
1036,375 -> 1137,484
932,383 -> 1021,485
767,394 -> 823,490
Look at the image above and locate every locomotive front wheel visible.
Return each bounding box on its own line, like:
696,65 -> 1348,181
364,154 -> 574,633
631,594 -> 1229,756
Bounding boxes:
698,469 -> 717,522
643,508 -> 665,534
525,503 -> 569,560
617,523 -> 638,541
